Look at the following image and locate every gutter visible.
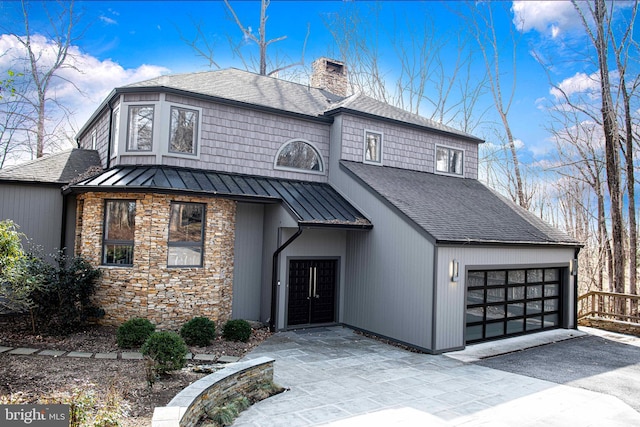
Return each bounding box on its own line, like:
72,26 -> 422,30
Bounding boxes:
106,100 -> 113,169
270,227 -> 303,332
574,246 -> 581,329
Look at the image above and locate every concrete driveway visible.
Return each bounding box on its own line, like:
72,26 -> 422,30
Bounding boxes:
236,326 -> 640,426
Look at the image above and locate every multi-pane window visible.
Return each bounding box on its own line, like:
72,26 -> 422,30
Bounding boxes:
364,131 -> 382,164
466,268 -> 562,343
103,200 -> 136,265
276,140 -> 323,172
127,106 -> 154,151
168,203 -> 205,267
169,107 -> 198,155
436,146 -> 463,175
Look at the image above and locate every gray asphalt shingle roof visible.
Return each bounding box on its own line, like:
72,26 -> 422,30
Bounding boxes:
69,165 -> 372,229
341,160 -> 578,246
121,68 -> 480,142
0,149 -> 102,184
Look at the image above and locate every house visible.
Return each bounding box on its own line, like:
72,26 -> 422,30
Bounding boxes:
0,58 -> 580,353
0,149 -> 101,256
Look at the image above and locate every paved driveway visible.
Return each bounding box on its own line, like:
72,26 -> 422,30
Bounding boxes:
236,326 -> 640,426
477,329 -> 640,412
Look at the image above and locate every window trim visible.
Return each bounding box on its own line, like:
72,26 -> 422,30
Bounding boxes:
168,106 -> 200,157
91,129 -> 97,150
363,130 -> 383,165
110,106 -> 120,158
435,145 -> 464,177
126,104 -> 155,152
274,139 -> 325,174
102,199 -> 136,266
167,202 -> 205,268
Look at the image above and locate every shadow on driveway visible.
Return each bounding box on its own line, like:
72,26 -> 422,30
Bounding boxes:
475,334 -> 640,412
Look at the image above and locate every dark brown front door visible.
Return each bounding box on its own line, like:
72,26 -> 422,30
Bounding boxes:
287,259 -> 337,326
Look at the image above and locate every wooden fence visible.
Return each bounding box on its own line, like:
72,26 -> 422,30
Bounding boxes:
578,291 -> 640,323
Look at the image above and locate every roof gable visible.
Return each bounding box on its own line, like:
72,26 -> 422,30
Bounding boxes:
341,160 -> 578,246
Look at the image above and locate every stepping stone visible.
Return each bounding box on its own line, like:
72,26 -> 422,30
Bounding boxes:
121,352 -> 143,360
66,351 -> 93,358
0,346 -> 13,354
186,352 -> 193,360
193,354 -> 216,361
8,347 -> 38,355
38,350 -> 66,357
95,353 -> 118,359
218,355 -> 240,363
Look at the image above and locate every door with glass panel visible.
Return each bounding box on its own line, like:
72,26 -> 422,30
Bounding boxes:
287,259 -> 337,326
466,268 -> 562,343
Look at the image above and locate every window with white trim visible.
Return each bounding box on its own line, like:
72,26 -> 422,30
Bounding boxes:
275,140 -> 323,172
169,107 -> 198,155
127,105 -> 154,151
364,130 -> 382,164
168,202 -> 205,267
111,106 -> 120,157
91,129 -> 97,150
436,146 -> 463,176
103,200 -> 135,266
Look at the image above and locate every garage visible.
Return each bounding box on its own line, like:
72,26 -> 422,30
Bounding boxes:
466,268 -> 563,343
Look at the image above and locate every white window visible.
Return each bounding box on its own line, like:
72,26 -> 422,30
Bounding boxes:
127,105 -> 154,151
169,107 -> 198,155
436,146 -> 464,176
364,130 -> 382,164
91,129 -> 97,150
111,107 -> 120,157
275,140 -> 323,172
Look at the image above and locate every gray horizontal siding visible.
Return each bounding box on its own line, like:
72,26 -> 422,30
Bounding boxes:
0,183 -> 63,254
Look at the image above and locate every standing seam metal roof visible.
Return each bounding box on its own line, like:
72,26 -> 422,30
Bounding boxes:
68,165 -> 372,229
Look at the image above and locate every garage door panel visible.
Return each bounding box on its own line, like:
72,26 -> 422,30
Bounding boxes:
466,267 -> 564,344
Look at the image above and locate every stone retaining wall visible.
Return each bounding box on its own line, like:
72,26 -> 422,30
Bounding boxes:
75,191 -> 236,329
579,317 -> 640,337
151,356 -> 275,427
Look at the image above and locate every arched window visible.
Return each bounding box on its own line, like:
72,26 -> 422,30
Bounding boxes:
275,140 -> 323,172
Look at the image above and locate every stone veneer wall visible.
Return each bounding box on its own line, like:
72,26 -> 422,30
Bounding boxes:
75,191 -> 236,329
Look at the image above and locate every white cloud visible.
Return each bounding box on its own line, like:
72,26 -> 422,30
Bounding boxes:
0,33 -> 169,163
550,72 -> 600,100
512,1 -> 581,37
99,16 -> 117,25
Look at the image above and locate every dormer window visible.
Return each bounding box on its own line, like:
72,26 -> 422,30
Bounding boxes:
275,140 -> 323,172
436,146 -> 464,176
127,105 -> 154,151
169,106 -> 198,155
364,130 -> 382,164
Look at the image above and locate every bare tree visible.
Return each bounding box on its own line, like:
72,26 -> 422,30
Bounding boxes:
5,0 -> 81,158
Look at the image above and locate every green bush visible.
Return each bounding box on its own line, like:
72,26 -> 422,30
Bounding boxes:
141,331 -> 187,374
117,318 -> 156,348
28,252 -> 102,334
222,319 -> 252,342
180,316 -> 216,346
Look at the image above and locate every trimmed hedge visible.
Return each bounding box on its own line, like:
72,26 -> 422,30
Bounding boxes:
117,318 -> 156,348
141,331 -> 188,374
222,319 -> 252,342
180,316 -> 216,347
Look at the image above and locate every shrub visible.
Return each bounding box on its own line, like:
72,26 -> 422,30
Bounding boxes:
222,319 -> 252,342
117,318 -> 156,348
141,331 -> 188,374
28,252 -> 102,334
180,316 -> 216,346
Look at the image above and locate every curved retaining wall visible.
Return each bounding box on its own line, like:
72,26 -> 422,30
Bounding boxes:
151,356 -> 275,427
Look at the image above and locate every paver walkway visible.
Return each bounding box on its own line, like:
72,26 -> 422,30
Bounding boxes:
0,346 -> 238,362
235,326 -> 640,427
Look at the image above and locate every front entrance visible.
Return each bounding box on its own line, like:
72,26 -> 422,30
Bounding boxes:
287,259 -> 337,326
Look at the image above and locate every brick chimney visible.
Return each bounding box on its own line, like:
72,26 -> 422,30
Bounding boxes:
310,58 -> 348,97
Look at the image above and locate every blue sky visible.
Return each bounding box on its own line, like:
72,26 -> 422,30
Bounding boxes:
0,1 -> 636,172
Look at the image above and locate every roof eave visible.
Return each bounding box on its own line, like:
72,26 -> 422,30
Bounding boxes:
435,239 -> 583,248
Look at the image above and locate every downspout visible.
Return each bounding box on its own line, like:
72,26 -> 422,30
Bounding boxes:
60,193 -> 68,254
270,226 -> 303,332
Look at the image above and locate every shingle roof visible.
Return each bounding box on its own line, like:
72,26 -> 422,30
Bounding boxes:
124,68 -> 344,119
0,149 -> 102,184
119,68 -> 480,143
68,165 -> 372,229
341,160 -> 578,246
